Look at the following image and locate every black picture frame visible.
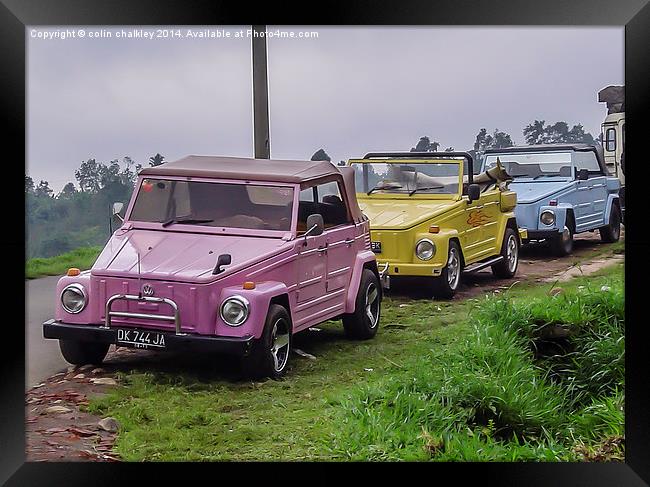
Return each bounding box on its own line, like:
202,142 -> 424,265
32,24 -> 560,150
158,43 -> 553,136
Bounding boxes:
5,0 -> 649,484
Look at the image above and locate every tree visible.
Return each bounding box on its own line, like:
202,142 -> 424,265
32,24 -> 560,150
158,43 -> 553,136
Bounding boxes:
25,175 -> 35,194
58,182 -> 77,199
411,136 -> 440,152
120,156 -> 141,187
523,120 -> 595,145
522,120 -> 546,145
310,149 -> 331,162
99,160 -> 121,188
474,128 -> 514,152
35,180 -> 53,198
149,153 -> 165,166
75,158 -> 102,193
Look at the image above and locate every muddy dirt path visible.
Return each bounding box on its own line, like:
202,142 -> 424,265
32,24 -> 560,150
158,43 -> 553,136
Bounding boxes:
25,232 -> 624,461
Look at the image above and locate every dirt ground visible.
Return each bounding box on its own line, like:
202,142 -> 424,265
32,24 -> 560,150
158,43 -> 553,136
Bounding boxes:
25,231 -> 624,461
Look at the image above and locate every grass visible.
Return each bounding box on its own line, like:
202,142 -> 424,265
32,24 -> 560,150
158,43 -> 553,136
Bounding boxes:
332,262 -> 624,461
25,246 -> 102,279
86,260 -> 624,461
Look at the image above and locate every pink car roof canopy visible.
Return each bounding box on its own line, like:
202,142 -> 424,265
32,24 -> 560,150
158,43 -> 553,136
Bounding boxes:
139,155 -> 366,223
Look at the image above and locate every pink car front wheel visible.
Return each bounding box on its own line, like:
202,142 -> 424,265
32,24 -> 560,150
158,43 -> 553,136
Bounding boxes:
242,304 -> 292,380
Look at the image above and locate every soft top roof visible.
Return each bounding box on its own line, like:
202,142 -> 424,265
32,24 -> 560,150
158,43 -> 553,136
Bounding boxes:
138,155 -> 367,223
139,155 -> 343,184
483,144 -> 607,173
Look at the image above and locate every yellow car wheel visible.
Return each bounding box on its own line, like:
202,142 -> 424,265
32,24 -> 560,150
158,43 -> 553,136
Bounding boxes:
431,241 -> 462,299
492,228 -> 520,279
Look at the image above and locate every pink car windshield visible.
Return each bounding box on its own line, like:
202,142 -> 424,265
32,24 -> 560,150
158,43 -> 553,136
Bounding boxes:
129,179 -> 295,231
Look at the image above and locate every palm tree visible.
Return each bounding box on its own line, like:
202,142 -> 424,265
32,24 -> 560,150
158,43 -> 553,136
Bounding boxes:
149,153 -> 165,167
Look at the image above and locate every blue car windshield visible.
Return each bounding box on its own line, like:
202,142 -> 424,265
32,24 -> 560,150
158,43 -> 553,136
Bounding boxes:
484,152 -> 573,180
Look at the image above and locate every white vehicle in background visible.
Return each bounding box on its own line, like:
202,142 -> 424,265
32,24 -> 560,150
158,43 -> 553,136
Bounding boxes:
599,85 -> 625,222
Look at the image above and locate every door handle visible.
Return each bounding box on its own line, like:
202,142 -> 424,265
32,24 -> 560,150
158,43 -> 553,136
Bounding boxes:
344,238 -> 354,247
317,245 -> 328,255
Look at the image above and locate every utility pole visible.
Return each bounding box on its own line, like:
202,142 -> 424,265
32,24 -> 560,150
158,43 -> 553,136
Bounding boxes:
252,25 -> 270,159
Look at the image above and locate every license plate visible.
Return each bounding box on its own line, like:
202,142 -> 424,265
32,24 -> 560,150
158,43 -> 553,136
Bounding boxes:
371,241 -> 382,253
116,328 -> 166,350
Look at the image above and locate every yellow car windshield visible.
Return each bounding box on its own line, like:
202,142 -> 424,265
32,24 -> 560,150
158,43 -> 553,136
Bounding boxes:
351,161 -> 461,196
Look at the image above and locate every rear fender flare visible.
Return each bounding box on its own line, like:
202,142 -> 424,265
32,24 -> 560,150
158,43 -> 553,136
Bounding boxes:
603,194 -> 620,225
345,250 -> 379,314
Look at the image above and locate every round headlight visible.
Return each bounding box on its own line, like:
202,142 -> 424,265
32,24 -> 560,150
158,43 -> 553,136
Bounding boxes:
61,284 -> 87,314
220,296 -> 250,326
415,238 -> 436,261
540,210 -> 556,225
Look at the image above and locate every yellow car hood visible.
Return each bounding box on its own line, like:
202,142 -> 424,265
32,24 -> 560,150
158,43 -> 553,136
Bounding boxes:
358,198 -> 458,229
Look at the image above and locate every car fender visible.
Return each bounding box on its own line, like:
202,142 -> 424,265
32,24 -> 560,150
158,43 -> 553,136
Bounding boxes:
416,228 -> 459,264
345,250 -> 378,313
54,272 -> 95,323
603,194 -> 620,225
493,216 -> 519,251
538,204 -> 571,232
215,281 -> 290,339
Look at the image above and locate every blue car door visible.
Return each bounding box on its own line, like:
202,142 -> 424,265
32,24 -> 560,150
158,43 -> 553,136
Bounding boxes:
574,151 -> 607,230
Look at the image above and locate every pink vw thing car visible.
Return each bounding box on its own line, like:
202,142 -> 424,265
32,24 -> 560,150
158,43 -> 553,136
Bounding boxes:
43,156 -> 382,378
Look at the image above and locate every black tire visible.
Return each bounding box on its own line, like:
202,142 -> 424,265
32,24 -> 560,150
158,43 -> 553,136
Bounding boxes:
59,339 -> 109,366
599,204 -> 622,243
242,304 -> 292,380
431,240 -> 462,299
550,217 -> 574,257
619,187 -> 625,225
492,227 -> 520,278
342,269 -> 381,340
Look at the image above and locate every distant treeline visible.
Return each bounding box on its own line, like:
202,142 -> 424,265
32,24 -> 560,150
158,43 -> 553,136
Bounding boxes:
27,121 -> 597,259
26,154 -> 164,258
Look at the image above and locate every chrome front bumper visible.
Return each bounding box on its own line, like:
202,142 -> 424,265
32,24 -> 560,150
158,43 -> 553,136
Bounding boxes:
378,262 -> 390,289
103,294 -> 184,335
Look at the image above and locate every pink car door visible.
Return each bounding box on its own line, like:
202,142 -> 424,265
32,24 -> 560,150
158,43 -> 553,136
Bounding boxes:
294,189 -> 329,330
320,182 -> 356,305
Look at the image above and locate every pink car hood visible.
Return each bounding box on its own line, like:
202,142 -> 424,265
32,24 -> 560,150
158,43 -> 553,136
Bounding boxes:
92,228 -> 291,283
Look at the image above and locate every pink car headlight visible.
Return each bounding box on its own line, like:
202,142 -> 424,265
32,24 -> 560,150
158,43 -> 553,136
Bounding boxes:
61,283 -> 87,314
220,295 -> 250,326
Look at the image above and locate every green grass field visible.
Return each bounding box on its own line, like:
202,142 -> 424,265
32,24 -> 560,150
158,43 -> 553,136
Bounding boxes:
25,246 -> 102,279
86,260 -> 624,461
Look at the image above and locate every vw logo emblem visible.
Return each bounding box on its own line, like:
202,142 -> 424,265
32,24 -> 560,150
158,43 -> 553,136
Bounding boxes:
142,284 -> 155,296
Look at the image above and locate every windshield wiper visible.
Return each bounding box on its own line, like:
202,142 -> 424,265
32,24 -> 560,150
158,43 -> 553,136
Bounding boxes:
532,174 -> 555,180
367,183 -> 403,195
409,185 -> 444,196
161,217 -> 214,228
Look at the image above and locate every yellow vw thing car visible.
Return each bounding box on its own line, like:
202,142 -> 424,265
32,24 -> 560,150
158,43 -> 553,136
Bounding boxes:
348,152 -> 525,298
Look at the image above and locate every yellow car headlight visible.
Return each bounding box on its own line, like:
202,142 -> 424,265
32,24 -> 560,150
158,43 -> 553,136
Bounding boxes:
415,239 -> 436,261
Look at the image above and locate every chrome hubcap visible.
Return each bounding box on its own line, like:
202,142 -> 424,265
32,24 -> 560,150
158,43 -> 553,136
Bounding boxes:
270,319 -> 290,372
506,235 -> 518,272
365,282 -> 380,328
447,247 -> 461,289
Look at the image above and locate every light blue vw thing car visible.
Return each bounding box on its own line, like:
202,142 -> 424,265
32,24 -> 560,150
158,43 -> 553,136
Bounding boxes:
481,144 -> 622,256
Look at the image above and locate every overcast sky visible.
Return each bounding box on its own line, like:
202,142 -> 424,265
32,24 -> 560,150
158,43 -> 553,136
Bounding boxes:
27,26 -> 623,192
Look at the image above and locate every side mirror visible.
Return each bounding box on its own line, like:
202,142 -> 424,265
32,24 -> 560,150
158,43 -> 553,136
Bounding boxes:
109,202 -> 124,233
576,168 -> 589,180
467,183 -> 481,203
212,254 -> 232,275
113,201 -> 124,221
304,214 -> 324,242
